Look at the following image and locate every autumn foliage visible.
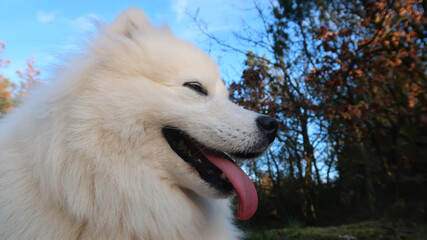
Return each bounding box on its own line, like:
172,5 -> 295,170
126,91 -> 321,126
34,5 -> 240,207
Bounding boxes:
0,41 -> 39,117
308,0 -> 426,146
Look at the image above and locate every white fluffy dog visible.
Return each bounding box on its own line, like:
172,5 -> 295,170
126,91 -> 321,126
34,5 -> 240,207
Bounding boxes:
0,8 -> 277,239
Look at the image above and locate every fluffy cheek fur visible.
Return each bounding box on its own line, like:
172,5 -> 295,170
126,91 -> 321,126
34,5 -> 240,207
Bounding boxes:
57,72 -> 216,216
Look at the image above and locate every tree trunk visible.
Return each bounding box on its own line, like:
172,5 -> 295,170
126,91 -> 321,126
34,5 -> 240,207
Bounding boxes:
358,144 -> 376,212
301,115 -> 317,226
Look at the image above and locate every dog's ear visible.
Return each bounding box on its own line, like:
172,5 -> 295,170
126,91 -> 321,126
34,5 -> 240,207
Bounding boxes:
109,7 -> 151,39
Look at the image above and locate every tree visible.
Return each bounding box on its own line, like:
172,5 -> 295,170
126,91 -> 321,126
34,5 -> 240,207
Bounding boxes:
0,41 -> 14,116
307,0 -> 426,214
0,41 -> 40,117
226,0 -> 334,226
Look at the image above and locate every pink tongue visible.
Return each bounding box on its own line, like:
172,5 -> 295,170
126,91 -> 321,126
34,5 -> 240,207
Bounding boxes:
201,150 -> 258,220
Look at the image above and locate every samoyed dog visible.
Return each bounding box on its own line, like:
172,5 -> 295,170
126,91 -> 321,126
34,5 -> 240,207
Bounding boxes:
0,7 -> 277,239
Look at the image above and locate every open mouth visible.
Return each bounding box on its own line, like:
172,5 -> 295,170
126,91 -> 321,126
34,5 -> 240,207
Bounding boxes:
162,126 -> 259,220
162,127 -> 234,195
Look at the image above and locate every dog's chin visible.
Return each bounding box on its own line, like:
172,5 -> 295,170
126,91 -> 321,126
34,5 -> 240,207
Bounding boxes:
162,127 -> 265,197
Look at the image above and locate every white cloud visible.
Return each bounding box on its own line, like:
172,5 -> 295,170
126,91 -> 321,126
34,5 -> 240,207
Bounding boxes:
168,0 -> 246,36
166,0 -> 264,83
171,0 -> 188,21
37,11 -> 56,24
72,14 -> 103,32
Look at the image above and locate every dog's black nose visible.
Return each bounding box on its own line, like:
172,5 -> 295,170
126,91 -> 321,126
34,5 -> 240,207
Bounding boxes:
256,116 -> 278,143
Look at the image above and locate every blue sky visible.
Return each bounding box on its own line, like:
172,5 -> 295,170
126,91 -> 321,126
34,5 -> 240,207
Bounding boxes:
0,0 -> 260,83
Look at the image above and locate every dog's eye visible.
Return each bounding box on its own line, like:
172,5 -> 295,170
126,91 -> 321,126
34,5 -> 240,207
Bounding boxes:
183,82 -> 208,96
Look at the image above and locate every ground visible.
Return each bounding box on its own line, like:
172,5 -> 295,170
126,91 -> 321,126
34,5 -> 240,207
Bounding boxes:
246,220 -> 427,240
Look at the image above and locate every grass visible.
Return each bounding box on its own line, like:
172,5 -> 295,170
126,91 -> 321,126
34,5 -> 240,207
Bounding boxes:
245,220 -> 427,240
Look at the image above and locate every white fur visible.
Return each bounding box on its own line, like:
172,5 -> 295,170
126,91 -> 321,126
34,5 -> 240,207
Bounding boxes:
0,7 -> 266,239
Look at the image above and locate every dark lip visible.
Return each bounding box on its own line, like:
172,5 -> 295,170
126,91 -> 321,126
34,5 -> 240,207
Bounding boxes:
162,127 -> 234,195
230,151 -> 264,159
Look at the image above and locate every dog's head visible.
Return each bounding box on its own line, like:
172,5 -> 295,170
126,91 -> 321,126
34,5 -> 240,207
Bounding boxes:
66,8 -> 277,220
